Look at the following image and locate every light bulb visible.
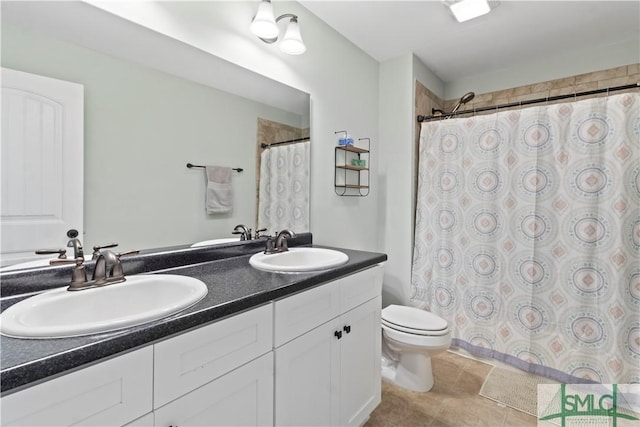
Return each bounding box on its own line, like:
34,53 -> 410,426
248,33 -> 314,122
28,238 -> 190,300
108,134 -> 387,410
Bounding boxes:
279,18 -> 306,55
250,0 -> 278,39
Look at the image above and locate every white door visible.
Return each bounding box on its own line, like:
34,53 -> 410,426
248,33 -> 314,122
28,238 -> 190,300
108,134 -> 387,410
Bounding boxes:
339,297 -> 382,427
275,318 -> 341,426
1,68 -> 83,266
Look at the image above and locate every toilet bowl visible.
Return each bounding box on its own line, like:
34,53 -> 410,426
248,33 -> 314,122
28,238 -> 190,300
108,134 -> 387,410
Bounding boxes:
381,305 -> 451,392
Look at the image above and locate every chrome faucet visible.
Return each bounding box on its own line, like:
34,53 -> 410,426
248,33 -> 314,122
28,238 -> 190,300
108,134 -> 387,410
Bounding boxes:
232,224 -> 252,240
66,229 -> 84,259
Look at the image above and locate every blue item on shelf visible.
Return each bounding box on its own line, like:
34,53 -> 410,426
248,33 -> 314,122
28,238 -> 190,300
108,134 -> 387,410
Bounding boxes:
338,136 -> 354,146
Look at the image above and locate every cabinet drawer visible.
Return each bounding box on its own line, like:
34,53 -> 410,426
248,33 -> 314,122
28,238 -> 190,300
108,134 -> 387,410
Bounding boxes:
274,279 -> 339,347
154,303 -> 273,408
338,264 -> 384,313
154,352 -> 274,427
1,346 -> 153,427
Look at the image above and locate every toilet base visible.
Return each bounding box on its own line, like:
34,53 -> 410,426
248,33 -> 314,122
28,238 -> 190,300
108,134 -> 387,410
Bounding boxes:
380,352 -> 434,392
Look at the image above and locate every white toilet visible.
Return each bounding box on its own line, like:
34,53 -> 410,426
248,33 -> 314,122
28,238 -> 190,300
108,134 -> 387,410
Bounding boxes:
381,305 -> 452,392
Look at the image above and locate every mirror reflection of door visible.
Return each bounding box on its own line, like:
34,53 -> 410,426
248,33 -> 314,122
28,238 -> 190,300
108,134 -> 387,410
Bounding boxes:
1,68 -> 83,266
256,118 -> 310,234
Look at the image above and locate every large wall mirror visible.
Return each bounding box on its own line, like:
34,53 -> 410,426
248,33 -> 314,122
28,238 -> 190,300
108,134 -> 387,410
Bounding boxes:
1,1 -> 310,268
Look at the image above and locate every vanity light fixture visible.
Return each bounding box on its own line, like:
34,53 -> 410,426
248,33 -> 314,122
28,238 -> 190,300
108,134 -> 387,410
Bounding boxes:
250,0 -> 306,55
447,0 -> 492,22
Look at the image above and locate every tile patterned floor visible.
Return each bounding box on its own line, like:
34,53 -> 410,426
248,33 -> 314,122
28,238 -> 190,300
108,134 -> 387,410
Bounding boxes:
365,351 -> 539,427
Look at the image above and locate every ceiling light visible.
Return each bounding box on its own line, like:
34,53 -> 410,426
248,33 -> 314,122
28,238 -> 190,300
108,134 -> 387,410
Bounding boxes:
250,0 -> 278,39
250,0 -> 306,55
279,17 -> 306,55
449,0 -> 491,22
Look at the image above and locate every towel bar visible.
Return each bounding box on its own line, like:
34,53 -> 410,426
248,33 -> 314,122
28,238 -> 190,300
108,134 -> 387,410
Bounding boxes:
186,163 -> 243,172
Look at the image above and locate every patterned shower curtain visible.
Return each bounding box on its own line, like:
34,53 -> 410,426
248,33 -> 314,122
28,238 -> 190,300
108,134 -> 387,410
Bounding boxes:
258,141 -> 310,233
411,92 -> 639,384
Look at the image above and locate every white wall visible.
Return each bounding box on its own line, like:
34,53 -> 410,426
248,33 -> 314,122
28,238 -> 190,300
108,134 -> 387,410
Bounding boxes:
377,54 -> 415,306
87,1 -> 382,252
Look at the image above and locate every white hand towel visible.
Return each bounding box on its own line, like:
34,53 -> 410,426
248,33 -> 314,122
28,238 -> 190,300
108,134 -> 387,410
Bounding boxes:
205,166 -> 233,214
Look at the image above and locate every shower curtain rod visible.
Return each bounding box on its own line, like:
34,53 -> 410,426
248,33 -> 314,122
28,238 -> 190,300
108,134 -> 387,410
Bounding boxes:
261,136 -> 310,149
417,82 -> 639,122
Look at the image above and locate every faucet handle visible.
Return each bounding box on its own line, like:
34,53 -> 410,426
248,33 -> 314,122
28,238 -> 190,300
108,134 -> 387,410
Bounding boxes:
35,248 -> 68,259
92,243 -> 118,259
263,236 -> 276,254
255,228 -> 267,239
116,249 -> 139,258
50,257 -> 88,290
111,250 -> 139,278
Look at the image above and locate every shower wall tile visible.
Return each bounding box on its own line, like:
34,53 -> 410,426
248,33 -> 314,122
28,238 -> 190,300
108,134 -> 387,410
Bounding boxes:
510,90 -> 550,103
549,76 -> 576,90
598,74 -> 639,89
448,63 -> 639,112
416,63 -> 638,124
548,82 -> 599,98
531,81 -> 554,93
575,65 -> 629,84
471,92 -> 493,104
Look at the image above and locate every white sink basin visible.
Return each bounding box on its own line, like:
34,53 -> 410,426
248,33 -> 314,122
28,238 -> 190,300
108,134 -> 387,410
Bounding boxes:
0,274 -> 208,339
249,247 -> 349,273
191,238 -> 240,247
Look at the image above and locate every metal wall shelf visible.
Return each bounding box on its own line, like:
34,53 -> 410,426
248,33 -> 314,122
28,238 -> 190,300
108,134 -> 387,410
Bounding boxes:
334,132 -> 370,197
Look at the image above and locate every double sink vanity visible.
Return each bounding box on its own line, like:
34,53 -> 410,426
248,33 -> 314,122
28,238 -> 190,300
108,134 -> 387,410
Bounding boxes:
0,233 -> 387,427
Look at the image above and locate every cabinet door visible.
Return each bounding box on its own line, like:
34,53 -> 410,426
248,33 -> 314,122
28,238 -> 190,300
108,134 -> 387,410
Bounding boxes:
1,346 -> 153,427
339,296 -> 382,427
154,303 -> 273,408
274,318 -> 341,426
154,352 -> 273,427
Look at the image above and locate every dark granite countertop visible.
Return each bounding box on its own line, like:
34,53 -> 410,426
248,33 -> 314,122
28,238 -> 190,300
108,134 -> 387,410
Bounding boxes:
0,238 -> 386,395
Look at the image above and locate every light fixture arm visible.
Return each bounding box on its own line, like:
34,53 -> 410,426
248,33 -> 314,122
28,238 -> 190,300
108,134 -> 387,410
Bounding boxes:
259,13 -> 299,44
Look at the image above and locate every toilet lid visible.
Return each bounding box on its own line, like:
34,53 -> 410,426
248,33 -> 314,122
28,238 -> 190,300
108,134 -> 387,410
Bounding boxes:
382,305 -> 448,332
382,318 -> 449,336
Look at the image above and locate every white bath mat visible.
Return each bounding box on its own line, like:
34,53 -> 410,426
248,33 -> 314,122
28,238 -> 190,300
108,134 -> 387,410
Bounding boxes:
479,365 -> 558,417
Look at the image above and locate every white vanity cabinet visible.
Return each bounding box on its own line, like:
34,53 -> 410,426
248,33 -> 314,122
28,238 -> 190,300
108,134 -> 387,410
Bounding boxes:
1,263 -> 384,427
1,346 -> 154,427
152,303 -> 274,427
274,265 -> 383,427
